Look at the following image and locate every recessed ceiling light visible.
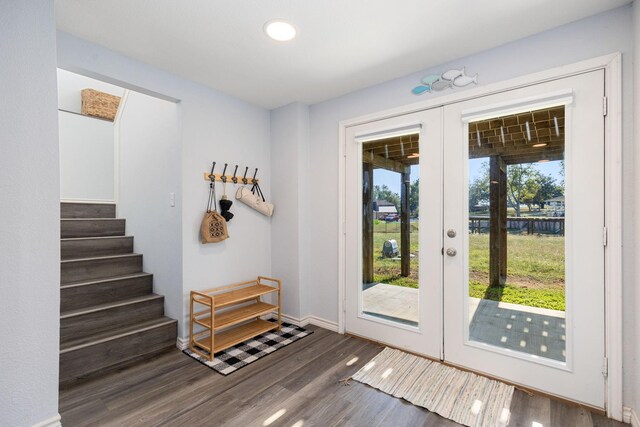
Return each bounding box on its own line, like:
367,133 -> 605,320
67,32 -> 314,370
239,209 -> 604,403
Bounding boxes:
532,143 -> 548,148
264,20 -> 296,41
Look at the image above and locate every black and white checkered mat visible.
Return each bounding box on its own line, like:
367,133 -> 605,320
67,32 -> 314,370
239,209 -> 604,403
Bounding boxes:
183,321 -> 313,375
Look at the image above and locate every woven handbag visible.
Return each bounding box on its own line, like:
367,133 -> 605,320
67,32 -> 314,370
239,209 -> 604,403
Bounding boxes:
201,180 -> 229,243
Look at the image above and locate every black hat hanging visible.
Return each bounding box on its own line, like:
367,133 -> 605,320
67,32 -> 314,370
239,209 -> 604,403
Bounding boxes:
219,163 -> 234,222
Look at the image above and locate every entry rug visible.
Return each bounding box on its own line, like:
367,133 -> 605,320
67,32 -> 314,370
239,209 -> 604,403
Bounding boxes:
352,348 -> 513,427
183,322 -> 312,375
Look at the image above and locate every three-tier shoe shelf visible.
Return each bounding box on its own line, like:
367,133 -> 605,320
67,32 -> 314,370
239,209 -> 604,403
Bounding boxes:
189,276 -> 281,361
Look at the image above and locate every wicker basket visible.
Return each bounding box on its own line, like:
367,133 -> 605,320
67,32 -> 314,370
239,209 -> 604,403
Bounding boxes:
81,89 -> 121,121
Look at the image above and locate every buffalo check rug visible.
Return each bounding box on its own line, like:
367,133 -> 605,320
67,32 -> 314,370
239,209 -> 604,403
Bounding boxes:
183,321 -> 313,375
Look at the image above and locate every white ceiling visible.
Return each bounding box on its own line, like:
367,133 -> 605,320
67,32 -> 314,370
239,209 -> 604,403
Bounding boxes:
55,0 -> 630,109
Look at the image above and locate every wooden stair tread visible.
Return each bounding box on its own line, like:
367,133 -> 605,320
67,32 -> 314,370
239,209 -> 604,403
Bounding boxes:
60,218 -> 124,221
60,253 -> 141,264
60,272 -> 152,289
60,293 -> 163,319
195,284 -> 278,308
61,235 -> 133,241
194,319 -> 278,353
195,302 -> 278,330
61,316 -> 177,353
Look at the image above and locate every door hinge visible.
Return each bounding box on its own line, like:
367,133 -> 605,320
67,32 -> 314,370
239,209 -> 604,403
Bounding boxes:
602,357 -> 608,377
603,96 -> 608,116
603,227 -> 608,247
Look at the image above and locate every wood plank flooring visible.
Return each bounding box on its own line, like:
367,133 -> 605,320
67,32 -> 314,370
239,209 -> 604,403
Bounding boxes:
59,326 -> 627,427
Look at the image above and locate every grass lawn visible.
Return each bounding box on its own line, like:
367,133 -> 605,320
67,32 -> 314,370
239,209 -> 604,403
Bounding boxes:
371,224 -> 566,311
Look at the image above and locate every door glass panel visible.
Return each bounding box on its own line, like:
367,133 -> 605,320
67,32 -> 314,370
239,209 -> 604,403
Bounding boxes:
361,133 -> 420,327
467,106 -> 566,362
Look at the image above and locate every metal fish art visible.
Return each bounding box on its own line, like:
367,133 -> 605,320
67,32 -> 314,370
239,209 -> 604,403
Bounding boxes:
412,85 -> 431,95
421,75 -> 441,85
411,67 -> 478,95
430,80 -> 452,91
441,68 -> 464,81
452,73 -> 478,87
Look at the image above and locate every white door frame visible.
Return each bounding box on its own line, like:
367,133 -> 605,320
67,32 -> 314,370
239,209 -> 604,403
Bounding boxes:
337,52 -> 623,420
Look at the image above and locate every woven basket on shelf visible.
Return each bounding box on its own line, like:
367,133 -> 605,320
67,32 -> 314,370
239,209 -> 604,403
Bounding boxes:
81,88 -> 121,121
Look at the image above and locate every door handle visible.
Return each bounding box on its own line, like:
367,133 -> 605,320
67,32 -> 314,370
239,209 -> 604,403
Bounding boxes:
446,248 -> 457,257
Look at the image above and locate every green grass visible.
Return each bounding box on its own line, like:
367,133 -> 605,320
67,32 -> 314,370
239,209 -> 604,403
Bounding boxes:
371,229 -> 566,311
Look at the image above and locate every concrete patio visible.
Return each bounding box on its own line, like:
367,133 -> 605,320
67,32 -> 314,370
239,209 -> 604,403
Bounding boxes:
362,282 -> 566,362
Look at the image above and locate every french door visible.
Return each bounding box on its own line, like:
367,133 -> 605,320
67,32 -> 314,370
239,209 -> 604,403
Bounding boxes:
344,70 -> 606,408
344,109 -> 443,359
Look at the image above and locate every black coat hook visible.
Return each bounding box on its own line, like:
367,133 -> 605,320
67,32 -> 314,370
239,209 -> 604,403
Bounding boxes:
209,162 -> 216,182
232,165 -> 238,184
242,166 -> 248,185
221,163 -> 228,183
252,168 -> 258,185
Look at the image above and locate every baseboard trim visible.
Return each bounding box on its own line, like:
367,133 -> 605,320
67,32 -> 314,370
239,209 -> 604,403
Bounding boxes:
272,313 -> 339,332
623,406 -> 639,426
176,337 -> 188,350
32,414 -> 61,427
307,315 -> 339,332
178,313 -> 339,352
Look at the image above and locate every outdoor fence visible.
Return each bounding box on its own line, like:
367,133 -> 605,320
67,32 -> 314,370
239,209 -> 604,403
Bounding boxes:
373,217 -> 564,235
374,221 -> 419,234
468,216 -> 565,236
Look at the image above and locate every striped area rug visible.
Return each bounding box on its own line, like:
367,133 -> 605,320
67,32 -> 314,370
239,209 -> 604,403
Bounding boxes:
352,348 -> 513,427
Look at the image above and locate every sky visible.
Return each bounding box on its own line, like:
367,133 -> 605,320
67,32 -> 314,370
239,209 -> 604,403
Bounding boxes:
373,160 -> 563,196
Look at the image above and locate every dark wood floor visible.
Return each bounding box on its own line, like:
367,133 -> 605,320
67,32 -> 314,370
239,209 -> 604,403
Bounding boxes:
59,326 -> 627,426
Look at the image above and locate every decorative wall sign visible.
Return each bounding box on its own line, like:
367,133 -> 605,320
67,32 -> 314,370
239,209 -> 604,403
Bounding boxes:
412,67 -> 478,95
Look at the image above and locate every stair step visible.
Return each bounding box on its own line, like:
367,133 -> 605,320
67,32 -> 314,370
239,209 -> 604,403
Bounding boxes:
61,236 -> 134,260
59,317 -> 177,385
60,273 -> 153,312
61,218 -> 126,238
61,202 -> 116,219
60,294 -> 165,344
61,253 -> 143,284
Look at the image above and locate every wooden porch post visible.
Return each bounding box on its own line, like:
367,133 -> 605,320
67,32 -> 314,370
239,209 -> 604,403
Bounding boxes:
363,162 -> 374,284
490,156 -> 507,286
400,166 -> 411,277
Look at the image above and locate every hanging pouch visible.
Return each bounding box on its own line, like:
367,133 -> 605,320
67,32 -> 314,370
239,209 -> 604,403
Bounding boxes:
201,179 -> 229,243
236,186 -> 274,217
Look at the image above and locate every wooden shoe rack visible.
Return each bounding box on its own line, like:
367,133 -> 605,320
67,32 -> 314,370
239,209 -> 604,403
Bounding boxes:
189,276 -> 281,361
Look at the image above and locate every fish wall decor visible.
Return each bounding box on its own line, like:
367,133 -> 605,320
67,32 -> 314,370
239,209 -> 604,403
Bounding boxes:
411,67 -> 478,95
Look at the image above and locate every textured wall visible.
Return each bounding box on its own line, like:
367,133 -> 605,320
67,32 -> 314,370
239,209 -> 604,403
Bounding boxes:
0,1 -> 61,425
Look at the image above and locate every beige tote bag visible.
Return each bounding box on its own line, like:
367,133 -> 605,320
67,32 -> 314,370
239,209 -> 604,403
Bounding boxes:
236,186 -> 274,217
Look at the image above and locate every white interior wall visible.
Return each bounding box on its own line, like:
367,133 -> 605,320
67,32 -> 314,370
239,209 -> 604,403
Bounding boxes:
632,0 -> 640,418
270,102 -> 310,319
57,32 -> 272,339
0,1 -> 61,426
304,4 -> 636,407
117,91 -> 182,326
57,68 -> 124,114
59,110 -> 114,201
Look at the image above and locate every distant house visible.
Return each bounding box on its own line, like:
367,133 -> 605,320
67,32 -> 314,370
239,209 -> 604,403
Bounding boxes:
545,195 -> 565,216
373,200 -> 398,219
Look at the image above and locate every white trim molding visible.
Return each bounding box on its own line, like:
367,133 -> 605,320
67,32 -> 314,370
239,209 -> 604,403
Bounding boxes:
176,336 -> 188,350
270,313 -> 339,332
623,406 -> 640,427
31,414 -> 62,427
338,52 -> 623,418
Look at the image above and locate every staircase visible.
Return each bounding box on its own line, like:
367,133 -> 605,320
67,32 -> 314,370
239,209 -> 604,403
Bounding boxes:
59,202 -> 178,385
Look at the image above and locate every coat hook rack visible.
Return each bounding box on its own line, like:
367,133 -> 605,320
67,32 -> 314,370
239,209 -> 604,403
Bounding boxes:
204,163 -> 259,184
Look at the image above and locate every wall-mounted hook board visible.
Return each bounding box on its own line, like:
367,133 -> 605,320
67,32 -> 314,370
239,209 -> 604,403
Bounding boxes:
203,172 -> 259,183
